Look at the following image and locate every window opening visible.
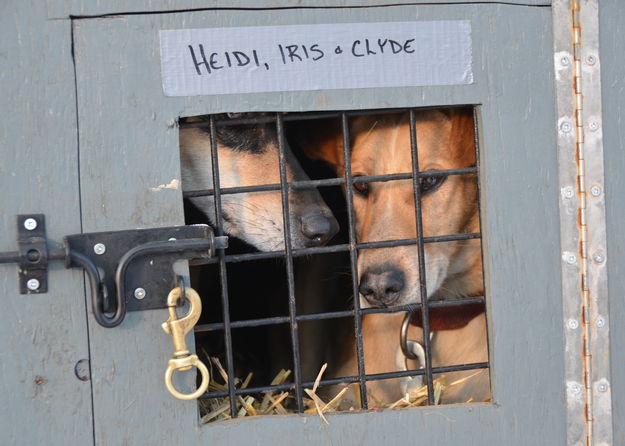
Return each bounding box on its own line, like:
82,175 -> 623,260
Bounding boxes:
179,106 -> 489,423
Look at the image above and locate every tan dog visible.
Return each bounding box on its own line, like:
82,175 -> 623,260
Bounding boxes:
180,114 -> 338,251
305,109 -> 489,406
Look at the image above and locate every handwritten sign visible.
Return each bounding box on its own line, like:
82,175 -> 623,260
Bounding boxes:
159,21 -> 472,97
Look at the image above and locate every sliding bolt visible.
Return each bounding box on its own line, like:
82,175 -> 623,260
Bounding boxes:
26,278 -> 40,291
23,218 -> 38,231
134,288 -> 146,300
568,319 -> 579,330
93,243 -> 106,255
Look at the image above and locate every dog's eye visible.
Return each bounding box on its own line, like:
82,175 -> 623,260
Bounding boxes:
420,174 -> 447,194
352,177 -> 369,197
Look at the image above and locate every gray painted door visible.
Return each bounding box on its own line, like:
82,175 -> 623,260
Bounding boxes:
72,3 -> 566,445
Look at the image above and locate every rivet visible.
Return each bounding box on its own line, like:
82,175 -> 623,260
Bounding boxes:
565,253 -> 577,265
589,121 -> 599,131
560,121 -> 572,133
593,253 -> 605,263
26,278 -> 40,291
93,243 -> 106,255
586,55 -> 596,66
23,218 -> 38,231
563,186 -> 575,199
561,56 -> 570,66
597,382 -> 608,393
596,317 -> 606,328
134,288 -> 146,300
568,319 -> 579,330
591,186 -> 602,197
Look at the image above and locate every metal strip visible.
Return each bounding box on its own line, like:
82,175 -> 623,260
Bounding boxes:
553,1 -> 612,444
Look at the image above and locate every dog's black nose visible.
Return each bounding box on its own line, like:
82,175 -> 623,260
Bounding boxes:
299,211 -> 339,246
359,266 -> 405,306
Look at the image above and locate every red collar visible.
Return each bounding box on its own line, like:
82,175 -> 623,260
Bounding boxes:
410,301 -> 485,331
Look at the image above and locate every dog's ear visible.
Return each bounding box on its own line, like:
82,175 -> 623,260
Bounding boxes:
449,108 -> 476,166
293,118 -> 345,171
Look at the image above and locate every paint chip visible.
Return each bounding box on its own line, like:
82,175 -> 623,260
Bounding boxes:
150,179 -> 180,191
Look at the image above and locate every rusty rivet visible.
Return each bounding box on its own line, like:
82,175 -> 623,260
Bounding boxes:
34,376 -> 47,386
74,359 -> 90,382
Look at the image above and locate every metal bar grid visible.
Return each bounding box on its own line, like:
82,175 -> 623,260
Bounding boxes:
189,107 -> 486,415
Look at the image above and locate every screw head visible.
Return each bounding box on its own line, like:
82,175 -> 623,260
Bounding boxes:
586,55 -> 596,66
23,218 -> 38,231
591,186 -> 602,197
570,383 -> 582,394
26,278 -> 40,291
561,56 -> 570,66
134,288 -> 146,300
598,383 -> 608,393
596,317 -> 606,328
93,243 -> 106,255
563,186 -> 575,199
589,121 -> 599,131
560,121 -> 572,133
568,319 -> 579,330
593,253 -> 605,263
565,253 -> 577,265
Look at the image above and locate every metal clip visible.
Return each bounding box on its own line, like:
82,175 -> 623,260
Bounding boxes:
161,286 -> 209,400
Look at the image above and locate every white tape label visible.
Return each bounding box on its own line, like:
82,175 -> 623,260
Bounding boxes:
159,21 -> 472,97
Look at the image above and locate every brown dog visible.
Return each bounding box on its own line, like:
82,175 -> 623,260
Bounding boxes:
304,109 -> 489,406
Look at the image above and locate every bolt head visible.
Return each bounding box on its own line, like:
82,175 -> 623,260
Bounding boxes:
93,243 -> 106,255
596,317 -> 606,328
568,319 -> 579,330
591,186 -> 602,197
168,237 -> 177,241
560,121 -> 572,133
26,278 -> 40,291
23,218 -> 38,231
134,288 -> 146,300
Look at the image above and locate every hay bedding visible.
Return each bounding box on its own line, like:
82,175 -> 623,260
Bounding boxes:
200,357 -> 485,424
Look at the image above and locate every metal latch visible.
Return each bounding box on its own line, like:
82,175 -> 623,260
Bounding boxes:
0,214 -> 227,328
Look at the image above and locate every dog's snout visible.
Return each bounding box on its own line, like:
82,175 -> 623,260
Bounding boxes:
299,211 -> 339,246
359,266 -> 405,306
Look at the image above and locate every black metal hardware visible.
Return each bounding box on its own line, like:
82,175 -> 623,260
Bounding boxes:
0,218 -> 227,327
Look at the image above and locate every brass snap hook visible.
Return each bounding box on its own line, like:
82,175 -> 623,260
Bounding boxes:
161,286 -> 210,400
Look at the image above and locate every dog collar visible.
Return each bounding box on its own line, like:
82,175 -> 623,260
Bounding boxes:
409,300 -> 485,331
